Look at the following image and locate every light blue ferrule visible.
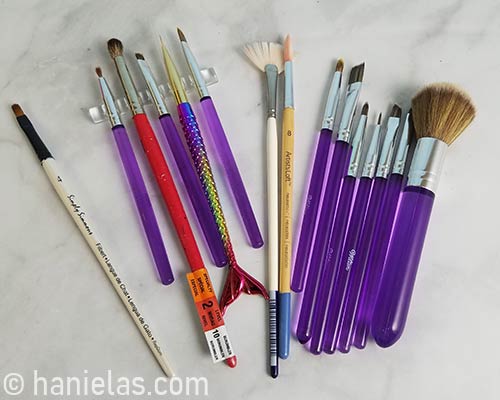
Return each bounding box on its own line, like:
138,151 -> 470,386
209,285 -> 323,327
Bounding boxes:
115,56 -> 143,115
181,41 -> 210,98
136,59 -> 169,116
278,292 -> 290,359
284,61 -> 294,108
98,77 -> 121,127
321,70 -> 341,130
376,116 -> 401,178
337,81 -> 362,143
392,112 -> 411,175
347,114 -> 367,177
362,124 -> 382,178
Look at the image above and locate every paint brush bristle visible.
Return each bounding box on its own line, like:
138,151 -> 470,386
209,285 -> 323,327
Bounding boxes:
391,104 -> 402,118
411,83 -> 475,145
243,41 -> 284,73
284,34 -> 293,62
348,63 -> 365,84
107,38 -> 124,59
377,113 -> 382,124
177,28 -> 187,42
336,59 -> 344,72
135,53 -> 145,60
95,67 -> 103,77
362,103 -> 369,115
11,104 -> 24,118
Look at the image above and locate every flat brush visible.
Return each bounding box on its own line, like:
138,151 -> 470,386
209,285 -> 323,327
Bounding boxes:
11,104 -> 175,376
177,28 -> 263,249
134,52 -> 227,268
108,39 -> 236,366
296,63 -> 365,345
323,113 -> 382,353
160,37 -> 268,314
95,67 -> 173,285
372,83 -> 475,347
292,59 -> 344,292
243,40 -> 283,377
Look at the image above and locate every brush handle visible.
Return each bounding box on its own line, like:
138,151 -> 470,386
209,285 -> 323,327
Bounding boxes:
111,125 -> 173,285
296,140 -> 351,344
42,158 -> 175,376
267,116 -> 279,293
322,177 -> 372,353
159,114 -> 227,267
352,173 -> 405,348
292,128 -> 333,292
200,96 -> 263,248
371,186 -> 435,348
309,175 -> 356,354
336,176 -> 386,353
132,113 -> 205,271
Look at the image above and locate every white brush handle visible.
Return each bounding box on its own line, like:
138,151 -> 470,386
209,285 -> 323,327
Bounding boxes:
41,158 -> 175,377
267,117 -> 279,291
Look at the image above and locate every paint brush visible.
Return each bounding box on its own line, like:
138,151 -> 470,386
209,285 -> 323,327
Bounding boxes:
11,104 -> 175,376
95,67 -> 174,285
134,53 -> 227,268
292,59 -> 344,292
177,28 -> 263,249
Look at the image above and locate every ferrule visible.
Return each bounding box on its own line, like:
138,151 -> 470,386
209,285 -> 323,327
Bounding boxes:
180,41 -> 209,98
136,58 -> 169,116
347,114 -> 367,177
337,82 -> 362,143
321,70 -> 341,130
361,123 -> 381,178
392,112 -> 411,175
161,40 -> 188,104
265,64 -> 278,119
407,137 -> 447,193
376,116 -> 400,179
284,61 -> 294,108
97,76 -> 122,127
114,56 -> 143,115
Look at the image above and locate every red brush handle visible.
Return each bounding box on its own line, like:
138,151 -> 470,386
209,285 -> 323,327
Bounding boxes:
133,113 -> 204,271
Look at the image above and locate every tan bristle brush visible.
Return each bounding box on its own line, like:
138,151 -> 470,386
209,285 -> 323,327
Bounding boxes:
371,83 -> 476,348
243,40 -> 283,377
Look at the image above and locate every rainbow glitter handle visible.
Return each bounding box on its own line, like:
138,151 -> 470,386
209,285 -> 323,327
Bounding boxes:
177,102 -> 268,313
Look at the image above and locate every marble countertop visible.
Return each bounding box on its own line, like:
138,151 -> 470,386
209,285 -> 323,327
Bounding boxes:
1,0 -> 499,399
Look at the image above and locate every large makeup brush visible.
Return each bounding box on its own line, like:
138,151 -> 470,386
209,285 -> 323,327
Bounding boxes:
243,40 -> 283,377
371,83 -> 475,347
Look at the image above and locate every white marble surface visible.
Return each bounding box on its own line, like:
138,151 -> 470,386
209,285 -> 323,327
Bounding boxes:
1,0 -> 499,398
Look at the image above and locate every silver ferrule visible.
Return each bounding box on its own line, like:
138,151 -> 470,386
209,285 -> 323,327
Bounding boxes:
98,76 -> 122,127
265,64 -> 278,118
407,137 -> 447,193
114,56 -> 143,115
180,41 -> 209,98
361,124 -> 382,178
284,61 -> 294,108
376,116 -> 400,178
136,58 -> 169,116
337,81 -> 362,143
392,112 -> 411,175
321,70 -> 341,130
347,114 -> 367,177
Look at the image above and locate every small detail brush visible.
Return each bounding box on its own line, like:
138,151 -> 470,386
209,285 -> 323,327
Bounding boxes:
12,104 -> 175,376
134,53 -> 227,268
292,59 -> 344,292
372,83 -> 475,347
243,40 -> 283,377
177,28 -> 264,249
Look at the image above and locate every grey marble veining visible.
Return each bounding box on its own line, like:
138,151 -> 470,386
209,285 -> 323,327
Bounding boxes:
1,0 -> 499,399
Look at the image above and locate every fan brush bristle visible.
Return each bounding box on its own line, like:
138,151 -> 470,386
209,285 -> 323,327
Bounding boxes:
243,41 -> 284,73
411,83 -> 476,146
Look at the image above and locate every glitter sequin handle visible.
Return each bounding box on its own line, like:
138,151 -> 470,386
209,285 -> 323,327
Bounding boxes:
177,102 -> 268,313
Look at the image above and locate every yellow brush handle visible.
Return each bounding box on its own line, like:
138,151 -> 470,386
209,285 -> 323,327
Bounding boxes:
279,107 -> 295,293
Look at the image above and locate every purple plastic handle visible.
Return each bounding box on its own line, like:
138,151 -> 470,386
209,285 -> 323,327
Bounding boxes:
322,177 -> 372,353
200,97 -> 263,248
159,114 -> 227,267
296,140 -> 351,344
371,186 -> 435,348
292,129 -> 333,292
336,176 -> 387,352
111,125 -> 174,285
352,173 -> 405,348
309,175 -> 356,354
